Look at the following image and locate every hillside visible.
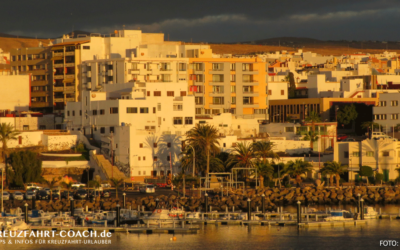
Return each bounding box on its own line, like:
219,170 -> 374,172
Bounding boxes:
0,37 -> 51,52
208,43 -> 400,56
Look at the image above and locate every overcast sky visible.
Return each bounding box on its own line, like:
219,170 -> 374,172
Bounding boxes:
3,0 -> 400,42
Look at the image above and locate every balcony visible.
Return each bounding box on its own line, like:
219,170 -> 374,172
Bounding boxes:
209,92 -> 225,97
53,86 -> 64,92
31,91 -> 47,97
29,69 -> 46,74
65,63 -> 75,67
65,51 -> 75,56
242,91 -> 259,96
53,52 -> 63,57
66,97 -> 75,102
65,74 -> 75,79
54,63 -> 64,68
209,81 -> 225,85
65,86 -> 75,91
129,69 -> 139,74
210,103 -> 225,108
243,102 -> 259,108
54,75 -> 64,79
30,102 -> 50,108
54,98 -> 64,102
160,68 -> 172,71
242,81 -> 259,86
31,80 -> 48,86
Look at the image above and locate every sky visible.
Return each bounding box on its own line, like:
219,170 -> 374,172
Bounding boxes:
3,0 -> 400,43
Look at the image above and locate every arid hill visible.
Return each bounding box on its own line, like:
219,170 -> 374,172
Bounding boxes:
0,37 -> 51,52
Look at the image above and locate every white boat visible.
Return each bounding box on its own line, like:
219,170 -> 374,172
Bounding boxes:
29,210 -> 53,222
307,208 -> 325,214
8,220 -> 30,231
324,210 -> 354,221
363,207 -> 378,219
237,212 -> 261,221
51,214 -> 74,227
186,212 -> 201,219
142,208 -> 185,225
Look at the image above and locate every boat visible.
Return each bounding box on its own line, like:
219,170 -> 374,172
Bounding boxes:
0,217 -> 30,231
28,210 -> 53,223
363,206 -> 378,219
51,214 -> 74,227
186,212 -> 201,219
324,210 -> 354,221
307,208 -> 325,214
142,208 -> 186,225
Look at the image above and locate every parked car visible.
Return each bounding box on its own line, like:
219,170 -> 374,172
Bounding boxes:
337,134 -> 348,141
101,183 -> 111,188
61,191 -> 74,200
52,190 -> 60,200
27,187 -> 40,194
71,183 -> 86,188
25,191 -> 35,200
74,189 -> 88,200
140,185 -> 155,193
101,191 -> 110,198
36,190 -> 49,200
43,188 -> 51,195
12,191 -> 24,201
342,138 -> 356,142
2,192 -> 10,201
26,183 -> 40,190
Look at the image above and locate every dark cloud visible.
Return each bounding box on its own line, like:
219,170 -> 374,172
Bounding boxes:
2,0 -> 400,42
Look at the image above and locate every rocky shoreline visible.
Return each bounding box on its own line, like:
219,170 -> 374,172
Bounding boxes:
3,186 -> 400,213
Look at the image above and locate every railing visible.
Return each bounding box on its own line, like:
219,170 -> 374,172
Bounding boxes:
53,52 -> 63,57
54,64 -> 63,68
243,103 -> 258,105
30,102 -> 50,108
65,51 -> 75,56
160,68 -> 172,71
54,98 -> 64,102
54,75 -> 64,79
53,87 -> 64,91
66,97 -> 75,101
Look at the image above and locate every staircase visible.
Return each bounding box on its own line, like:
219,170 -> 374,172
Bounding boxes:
91,154 -> 127,181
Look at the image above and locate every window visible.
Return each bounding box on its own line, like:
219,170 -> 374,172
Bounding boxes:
167,156 -> 170,161
212,86 -> 224,93
154,91 -> 161,96
153,143 -> 157,148
232,143 -> 237,147
173,117 -> 183,125
231,97 -> 236,104
185,117 -> 193,124
223,143 -> 226,147
127,107 -> 137,113
167,91 -> 174,97
230,63 -> 236,71
242,63 -> 252,71
83,46 -> 90,50
173,104 -> 183,111
268,90 -> 272,95
230,85 -> 236,93
285,127 -> 294,132
39,125 -> 46,130
139,107 -> 149,113
167,143 -> 171,148
18,136 -> 22,145
254,109 -> 266,114
138,157 -> 141,161
379,101 -> 387,107
138,171 -> 141,175
344,151 -> 349,158
281,90 -> 285,95
92,110 -> 97,115
143,156 -> 146,161
243,97 -> 254,105
366,151 -> 374,157
212,97 -> 224,104
375,114 -> 387,120
243,86 -> 253,93
110,107 -> 118,114
153,157 -> 157,161
139,143 -> 143,148
353,151 -> 360,157
147,91 -> 150,96
157,103 -> 161,111
391,114 -> 399,120
178,63 -> 186,71
195,97 -> 203,105
392,101 -> 399,106
212,74 -> 224,82
382,151 -> 390,157
110,127 -> 114,133
212,63 -> 223,70
100,127 -> 105,134
72,111 -> 75,116
67,111 -> 70,116
80,110 -> 82,116
99,109 -> 105,115
180,91 -> 186,96
195,108 -> 202,114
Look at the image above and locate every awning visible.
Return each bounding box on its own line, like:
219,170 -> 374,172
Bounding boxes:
63,79 -> 74,83
51,56 -> 63,61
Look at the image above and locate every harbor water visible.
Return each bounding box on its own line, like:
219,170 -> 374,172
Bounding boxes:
2,205 -> 400,250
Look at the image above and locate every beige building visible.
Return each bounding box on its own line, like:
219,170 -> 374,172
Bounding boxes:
0,74 -> 30,112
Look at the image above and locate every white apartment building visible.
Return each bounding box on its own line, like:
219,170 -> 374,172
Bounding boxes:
65,81 -> 195,180
373,92 -> 400,133
335,138 -> 400,181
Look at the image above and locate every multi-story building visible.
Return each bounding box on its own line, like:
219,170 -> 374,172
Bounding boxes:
65,80 -> 195,181
188,57 -> 268,118
9,46 -> 52,112
0,73 -> 30,113
335,138 -> 400,181
373,92 -> 400,133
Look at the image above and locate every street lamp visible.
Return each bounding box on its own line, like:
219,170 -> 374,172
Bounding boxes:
186,144 -> 195,177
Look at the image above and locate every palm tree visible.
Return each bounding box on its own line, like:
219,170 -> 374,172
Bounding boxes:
61,181 -> 73,200
109,178 -> 124,199
305,111 -> 321,132
185,124 -> 220,187
283,160 -> 313,186
255,161 -> 274,187
320,161 -> 348,187
303,131 -> 319,149
88,180 -> 101,200
361,121 -> 380,134
228,142 -> 255,178
252,141 -> 279,163
0,123 -> 20,163
43,177 -> 60,201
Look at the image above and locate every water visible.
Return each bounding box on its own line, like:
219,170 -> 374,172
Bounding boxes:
2,205 -> 400,250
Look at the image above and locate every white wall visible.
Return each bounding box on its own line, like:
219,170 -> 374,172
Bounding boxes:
42,134 -> 78,151
270,139 -> 311,154
0,131 -> 43,148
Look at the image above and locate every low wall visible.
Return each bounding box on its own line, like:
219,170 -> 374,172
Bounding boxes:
42,134 -> 78,151
42,161 -> 89,168
270,139 -> 311,154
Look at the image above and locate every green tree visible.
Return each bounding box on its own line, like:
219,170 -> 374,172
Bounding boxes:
287,72 -> 296,98
337,104 -> 358,125
255,161 -> 274,187
109,178 -> 124,199
358,166 -> 374,185
228,142 -> 255,178
395,168 -> 400,184
0,123 -> 20,163
303,131 -> 319,149
283,160 -> 313,186
185,124 -> 220,186
8,151 -> 42,186
305,111 -> 321,132
43,177 -> 60,200
361,121 -> 379,132
61,181 -> 73,200
252,141 -> 279,163
320,161 -> 348,187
